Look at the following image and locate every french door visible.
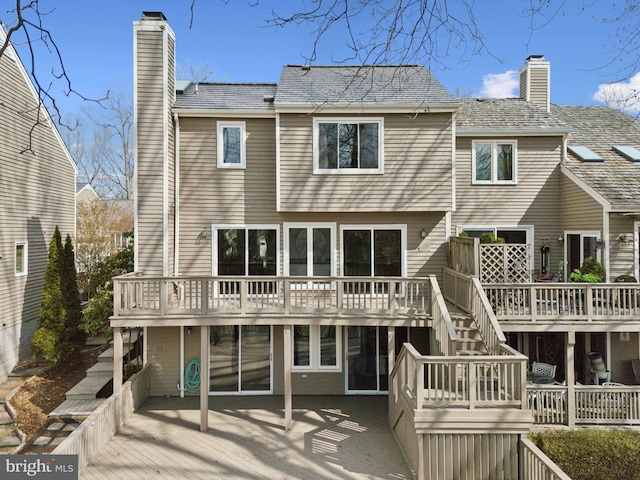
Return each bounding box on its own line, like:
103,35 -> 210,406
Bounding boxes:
345,326 -> 388,393
209,325 -> 272,394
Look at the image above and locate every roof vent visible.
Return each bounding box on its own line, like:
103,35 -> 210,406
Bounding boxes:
263,95 -> 275,104
612,145 -> 640,162
568,146 -> 604,163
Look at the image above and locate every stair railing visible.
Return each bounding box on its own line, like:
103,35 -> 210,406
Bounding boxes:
429,275 -> 458,357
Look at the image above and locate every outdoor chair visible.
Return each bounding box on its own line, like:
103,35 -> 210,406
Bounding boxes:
531,361 -> 557,379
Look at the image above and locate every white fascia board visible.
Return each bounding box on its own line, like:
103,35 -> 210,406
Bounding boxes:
457,127 -> 569,137
274,103 -> 459,114
610,204 -> 640,213
560,164 -> 611,210
171,108 -> 276,118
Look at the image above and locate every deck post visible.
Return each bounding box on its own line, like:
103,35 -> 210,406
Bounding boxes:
284,325 -> 292,431
200,325 -> 209,432
113,327 -> 123,432
566,331 -> 576,427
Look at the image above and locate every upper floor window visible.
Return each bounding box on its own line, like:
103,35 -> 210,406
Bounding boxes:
472,140 -> 516,184
217,121 -> 246,168
15,242 -> 27,276
314,119 -> 383,174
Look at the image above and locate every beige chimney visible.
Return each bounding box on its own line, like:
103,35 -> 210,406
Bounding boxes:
519,55 -> 550,112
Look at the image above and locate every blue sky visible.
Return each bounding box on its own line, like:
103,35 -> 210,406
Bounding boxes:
10,1 -> 638,114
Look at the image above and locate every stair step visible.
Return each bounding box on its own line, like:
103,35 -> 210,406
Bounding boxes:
457,349 -> 489,356
86,362 -> 114,377
50,399 -> 107,419
0,426 -> 20,448
98,347 -> 114,362
65,376 -> 111,401
0,410 -> 12,425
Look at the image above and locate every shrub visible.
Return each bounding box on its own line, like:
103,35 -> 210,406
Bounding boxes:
531,430 -> 640,480
479,232 -> 505,244
615,274 -> 637,282
80,288 -> 114,338
581,256 -> 605,281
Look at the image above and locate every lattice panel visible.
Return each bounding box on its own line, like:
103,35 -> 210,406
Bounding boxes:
480,244 -> 531,283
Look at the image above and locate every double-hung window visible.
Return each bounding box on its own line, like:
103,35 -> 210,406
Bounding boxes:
472,140 -> 516,184
314,118 -> 383,173
15,242 -> 27,276
292,325 -> 341,370
217,121 -> 246,168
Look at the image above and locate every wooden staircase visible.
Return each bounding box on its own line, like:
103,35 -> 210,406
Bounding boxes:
450,311 -> 488,356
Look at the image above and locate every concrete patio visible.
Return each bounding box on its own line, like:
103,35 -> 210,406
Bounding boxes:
80,395 -> 413,480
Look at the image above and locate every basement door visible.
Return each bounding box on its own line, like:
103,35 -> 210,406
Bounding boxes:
345,326 -> 388,393
209,325 -> 273,394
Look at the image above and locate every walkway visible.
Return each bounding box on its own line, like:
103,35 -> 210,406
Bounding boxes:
81,395 -> 414,480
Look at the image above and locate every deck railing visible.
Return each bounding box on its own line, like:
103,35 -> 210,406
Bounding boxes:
520,437 -> 572,480
484,283 -> 640,322
429,275 -> 458,357
528,384 -> 640,426
443,268 -> 506,355
53,366 -> 151,470
391,343 -> 528,411
113,272 -> 431,318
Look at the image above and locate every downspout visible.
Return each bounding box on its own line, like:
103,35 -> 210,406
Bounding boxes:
174,112 -> 184,397
161,25 -> 170,277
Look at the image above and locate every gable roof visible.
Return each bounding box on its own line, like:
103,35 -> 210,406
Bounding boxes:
275,65 -> 457,110
173,82 -> 277,112
552,105 -> 640,210
456,98 -> 568,135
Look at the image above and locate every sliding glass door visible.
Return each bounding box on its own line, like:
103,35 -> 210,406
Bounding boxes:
346,326 -> 388,393
209,325 -> 272,394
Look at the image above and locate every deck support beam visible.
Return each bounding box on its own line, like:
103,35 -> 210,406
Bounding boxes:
200,325 -> 209,432
284,325 -> 292,431
113,327 -> 123,432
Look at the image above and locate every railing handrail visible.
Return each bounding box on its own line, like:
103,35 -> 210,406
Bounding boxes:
429,275 -> 458,350
113,273 -> 432,282
472,276 -> 507,344
520,437 -> 572,480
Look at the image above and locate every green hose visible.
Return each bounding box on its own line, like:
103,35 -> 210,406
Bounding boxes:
184,358 -> 201,393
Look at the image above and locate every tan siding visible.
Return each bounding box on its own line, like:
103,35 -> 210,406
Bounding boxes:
561,175 -> 603,231
0,44 -> 75,381
147,327 -> 181,396
135,28 -> 175,275
278,113 -> 453,212
608,213 -> 635,278
453,136 -> 563,276
529,69 -> 548,109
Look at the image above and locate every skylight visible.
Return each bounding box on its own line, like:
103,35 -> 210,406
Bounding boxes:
612,145 -> 640,162
567,146 -> 603,162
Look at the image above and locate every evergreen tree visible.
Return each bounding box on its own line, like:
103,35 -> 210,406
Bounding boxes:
61,234 -> 85,346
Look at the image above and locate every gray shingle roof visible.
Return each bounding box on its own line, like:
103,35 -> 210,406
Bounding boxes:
173,82 -> 277,110
552,104 -> 640,208
456,98 -> 567,131
275,65 -> 456,107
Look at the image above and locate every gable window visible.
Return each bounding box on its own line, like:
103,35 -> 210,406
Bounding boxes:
314,119 -> 383,173
293,325 -> 341,370
15,242 -> 27,276
472,140 -> 516,184
217,121 -> 246,168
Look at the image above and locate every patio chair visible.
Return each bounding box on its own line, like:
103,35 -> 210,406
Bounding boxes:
531,361 -> 557,379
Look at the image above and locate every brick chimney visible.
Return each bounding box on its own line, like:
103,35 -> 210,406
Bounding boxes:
519,55 -> 550,112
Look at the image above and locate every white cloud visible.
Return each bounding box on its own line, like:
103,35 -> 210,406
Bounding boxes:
593,73 -> 640,112
479,70 -> 519,98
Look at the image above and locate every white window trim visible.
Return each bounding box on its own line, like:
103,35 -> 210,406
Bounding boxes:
212,224 -> 280,276
563,230 -> 602,279
283,223 -> 337,277
340,224 -> 407,277
292,324 -> 342,371
313,117 -> 384,174
217,121 -> 246,169
15,242 -> 27,277
471,139 -> 517,185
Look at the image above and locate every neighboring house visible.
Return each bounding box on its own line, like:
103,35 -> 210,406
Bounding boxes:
76,182 -> 99,204
111,12 -> 640,479
0,29 -> 76,382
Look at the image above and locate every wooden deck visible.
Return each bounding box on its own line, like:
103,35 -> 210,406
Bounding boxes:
80,395 -> 413,480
